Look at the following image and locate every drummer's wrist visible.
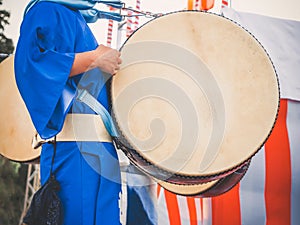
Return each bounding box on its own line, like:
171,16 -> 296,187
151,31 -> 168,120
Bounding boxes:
69,50 -> 97,77
89,49 -> 100,70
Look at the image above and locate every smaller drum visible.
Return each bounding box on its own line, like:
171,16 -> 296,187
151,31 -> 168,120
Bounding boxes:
0,56 -> 41,163
156,160 -> 250,197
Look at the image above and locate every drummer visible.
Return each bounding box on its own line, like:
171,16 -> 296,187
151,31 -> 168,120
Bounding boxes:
15,0 -> 122,224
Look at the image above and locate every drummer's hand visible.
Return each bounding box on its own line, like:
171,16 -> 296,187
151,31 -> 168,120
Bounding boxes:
92,44 -> 122,75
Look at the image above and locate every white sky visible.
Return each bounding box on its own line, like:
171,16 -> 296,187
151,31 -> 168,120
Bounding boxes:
1,0 -> 300,51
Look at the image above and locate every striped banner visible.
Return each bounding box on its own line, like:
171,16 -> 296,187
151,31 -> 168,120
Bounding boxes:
201,0 -> 215,11
221,0 -> 230,8
187,0 -> 194,10
134,0 -> 141,30
106,19 -> 114,47
126,9 -> 133,38
188,0 -> 215,11
194,0 -> 200,10
157,99 -> 300,225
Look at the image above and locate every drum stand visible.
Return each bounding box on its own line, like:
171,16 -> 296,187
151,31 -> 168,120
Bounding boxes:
19,164 -> 40,225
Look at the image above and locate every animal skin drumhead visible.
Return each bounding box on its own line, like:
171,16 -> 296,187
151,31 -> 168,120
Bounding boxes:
110,11 -> 279,182
0,56 -> 41,162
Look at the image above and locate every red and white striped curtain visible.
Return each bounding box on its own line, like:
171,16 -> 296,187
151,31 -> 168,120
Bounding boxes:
187,0 -> 215,11
157,99 -> 300,225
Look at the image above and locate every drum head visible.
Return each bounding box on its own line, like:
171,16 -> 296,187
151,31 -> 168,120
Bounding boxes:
111,11 -> 279,181
0,56 -> 41,162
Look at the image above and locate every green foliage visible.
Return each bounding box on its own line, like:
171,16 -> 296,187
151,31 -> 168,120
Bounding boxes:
0,0 -> 14,62
0,156 -> 28,225
0,1 -> 26,224
0,7 -> 9,30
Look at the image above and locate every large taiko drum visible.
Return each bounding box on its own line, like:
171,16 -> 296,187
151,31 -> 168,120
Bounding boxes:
110,11 -> 280,187
0,56 -> 41,163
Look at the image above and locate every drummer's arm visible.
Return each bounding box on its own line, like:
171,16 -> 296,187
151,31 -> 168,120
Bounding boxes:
69,44 -> 122,77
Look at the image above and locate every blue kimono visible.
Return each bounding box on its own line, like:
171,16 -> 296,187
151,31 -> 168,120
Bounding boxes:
15,2 -> 121,224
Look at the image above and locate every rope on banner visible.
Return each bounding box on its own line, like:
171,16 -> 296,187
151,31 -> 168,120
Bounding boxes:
105,0 -> 163,45
134,0 -> 141,30
126,9 -> 133,37
106,19 -> 114,47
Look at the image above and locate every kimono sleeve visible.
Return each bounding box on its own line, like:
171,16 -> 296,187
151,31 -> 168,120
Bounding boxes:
15,3 -> 77,139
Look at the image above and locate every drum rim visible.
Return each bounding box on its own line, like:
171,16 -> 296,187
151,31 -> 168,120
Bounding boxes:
109,10 -> 280,184
0,152 -> 40,164
157,159 -> 250,197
